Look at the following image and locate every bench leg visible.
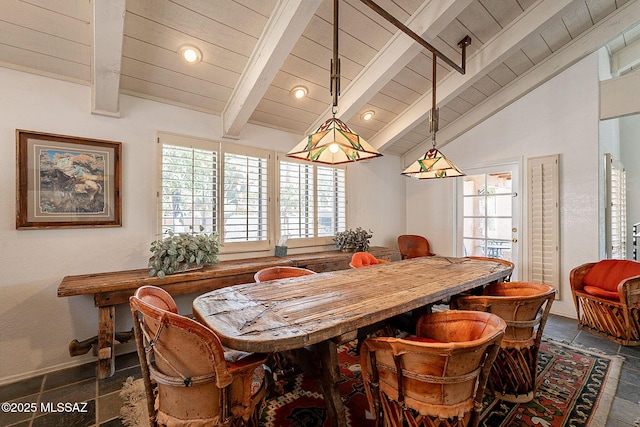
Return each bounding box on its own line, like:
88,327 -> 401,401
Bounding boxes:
97,306 -> 115,379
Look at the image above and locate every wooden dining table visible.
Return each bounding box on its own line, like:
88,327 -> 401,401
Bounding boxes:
192,256 -> 513,427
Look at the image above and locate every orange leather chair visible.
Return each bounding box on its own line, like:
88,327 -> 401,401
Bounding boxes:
349,251 -> 389,268
570,259 -> 640,345
360,310 -> 506,427
254,266 -> 315,282
397,234 -> 435,259
452,281 -> 555,402
130,286 -> 267,427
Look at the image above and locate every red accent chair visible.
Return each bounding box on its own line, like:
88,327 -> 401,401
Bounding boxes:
397,234 -> 435,259
349,251 -> 390,268
570,259 -> 640,345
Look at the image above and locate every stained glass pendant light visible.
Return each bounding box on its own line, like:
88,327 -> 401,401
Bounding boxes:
402,52 -> 464,179
287,0 -> 382,165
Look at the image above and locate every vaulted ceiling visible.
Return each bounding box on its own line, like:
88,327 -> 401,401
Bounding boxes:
2,0 -> 639,158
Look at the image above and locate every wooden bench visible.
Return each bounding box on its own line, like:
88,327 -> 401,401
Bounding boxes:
57,246 -> 400,379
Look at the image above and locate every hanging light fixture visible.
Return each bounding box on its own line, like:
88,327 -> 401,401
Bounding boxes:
401,52 -> 464,179
358,0 -> 471,179
287,0 -> 382,165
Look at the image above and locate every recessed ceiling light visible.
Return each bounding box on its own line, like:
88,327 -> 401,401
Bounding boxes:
291,86 -> 308,99
179,45 -> 202,64
361,110 -> 375,121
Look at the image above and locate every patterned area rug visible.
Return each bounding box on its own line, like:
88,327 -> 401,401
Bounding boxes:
120,339 -> 622,427
260,339 -> 623,427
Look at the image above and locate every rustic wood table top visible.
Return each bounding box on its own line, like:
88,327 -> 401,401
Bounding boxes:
192,256 -> 512,353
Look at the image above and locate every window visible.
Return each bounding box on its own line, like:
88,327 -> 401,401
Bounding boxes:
158,136 -> 218,234
605,153 -> 626,259
158,132 -> 346,253
279,158 -> 346,244
317,166 -> 346,236
461,172 -> 514,261
222,150 -> 269,244
280,161 -> 315,238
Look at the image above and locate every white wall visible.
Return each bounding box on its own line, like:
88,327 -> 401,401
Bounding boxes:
406,53 -> 602,318
620,114 -> 640,259
0,67 -> 405,384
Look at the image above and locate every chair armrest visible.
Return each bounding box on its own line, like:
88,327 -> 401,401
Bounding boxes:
569,262 -> 597,292
226,352 -> 268,374
619,275 -> 640,306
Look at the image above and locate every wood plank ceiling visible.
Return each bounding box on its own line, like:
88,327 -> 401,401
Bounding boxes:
1,0 -> 639,159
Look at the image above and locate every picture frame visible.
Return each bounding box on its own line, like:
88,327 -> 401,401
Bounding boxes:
16,130 -> 122,229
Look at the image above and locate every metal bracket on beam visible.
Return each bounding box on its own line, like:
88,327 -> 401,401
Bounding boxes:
360,0 -> 471,75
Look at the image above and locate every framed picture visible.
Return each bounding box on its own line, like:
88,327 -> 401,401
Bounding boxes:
16,130 -> 122,229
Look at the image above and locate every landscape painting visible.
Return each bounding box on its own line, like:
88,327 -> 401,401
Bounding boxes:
16,130 -> 122,229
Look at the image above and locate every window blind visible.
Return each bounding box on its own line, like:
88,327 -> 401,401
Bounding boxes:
223,152 -> 268,242
160,144 -> 217,234
280,161 -> 315,238
317,166 -> 346,237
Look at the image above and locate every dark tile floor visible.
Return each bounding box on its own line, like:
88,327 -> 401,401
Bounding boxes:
0,314 -> 638,426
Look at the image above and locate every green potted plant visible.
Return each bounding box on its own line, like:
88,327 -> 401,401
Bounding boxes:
148,226 -> 220,279
334,227 -> 373,252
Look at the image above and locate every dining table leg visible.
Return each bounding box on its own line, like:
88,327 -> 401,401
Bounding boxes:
314,339 -> 347,427
292,339 -> 347,427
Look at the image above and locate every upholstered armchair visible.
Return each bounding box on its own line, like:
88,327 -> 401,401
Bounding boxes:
570,260 -> 640,346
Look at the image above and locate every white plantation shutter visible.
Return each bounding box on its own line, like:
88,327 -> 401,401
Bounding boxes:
605,153 -> 627,259
317,166 -> 346,237
278,159 -> 346,241
528,155 -> 560,296
280,161 -> 315,238
223,151 -> 269,243
158,134 -> 219,235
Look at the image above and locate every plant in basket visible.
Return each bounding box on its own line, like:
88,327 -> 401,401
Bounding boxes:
334,227 -> 373,252
148,226 -> 220,279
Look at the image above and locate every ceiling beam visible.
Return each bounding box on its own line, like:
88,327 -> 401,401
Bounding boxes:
370,0 -> 578,151
610,36 -> 640,76
403,0 -> 640,165
222,0 -> 321,139
92,0 -> 125,117
305,0 -> 472,134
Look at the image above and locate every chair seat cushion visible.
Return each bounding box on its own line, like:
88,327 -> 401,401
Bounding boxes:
582,285 -> 619,300
583,260 -> 640,293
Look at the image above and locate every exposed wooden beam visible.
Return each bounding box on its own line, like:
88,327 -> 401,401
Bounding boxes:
222,0 -> 321,139
92,0 -> 125,117
370,0 -> 578,152
305,0 -> 471,134
403,0 -> 640,165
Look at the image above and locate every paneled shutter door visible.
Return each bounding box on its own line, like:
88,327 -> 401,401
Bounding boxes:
528,155 -> 560,297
